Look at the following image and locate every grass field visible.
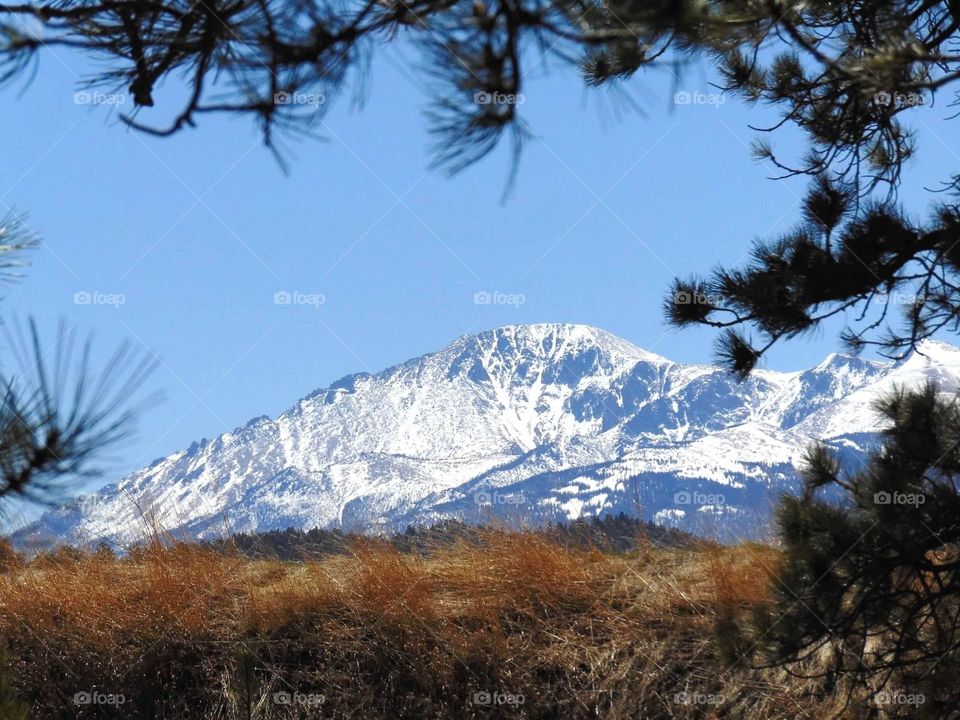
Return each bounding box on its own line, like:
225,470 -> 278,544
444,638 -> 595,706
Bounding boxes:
0,534 -> 845,718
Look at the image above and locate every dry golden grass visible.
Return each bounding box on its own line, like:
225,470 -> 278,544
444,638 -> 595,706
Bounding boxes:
0,534 -> 847,719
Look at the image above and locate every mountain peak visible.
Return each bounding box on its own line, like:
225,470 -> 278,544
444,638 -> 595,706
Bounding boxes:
16,326 -> 960,548
913,338 -> 960,361
812,350 -> 884,373
466,323 -> 669,365
888,338 -> 960,388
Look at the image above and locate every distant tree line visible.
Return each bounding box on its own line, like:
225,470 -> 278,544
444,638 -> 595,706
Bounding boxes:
193,513 -> 698,560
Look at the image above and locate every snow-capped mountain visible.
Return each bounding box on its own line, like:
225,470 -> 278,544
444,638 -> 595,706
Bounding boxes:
16,324 -> 960,547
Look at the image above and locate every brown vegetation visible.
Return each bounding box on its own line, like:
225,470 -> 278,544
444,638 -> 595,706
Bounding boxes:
0,534 -> 845,718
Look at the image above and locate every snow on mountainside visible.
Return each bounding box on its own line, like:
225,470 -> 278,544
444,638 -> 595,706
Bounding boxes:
15,324 -> 960,547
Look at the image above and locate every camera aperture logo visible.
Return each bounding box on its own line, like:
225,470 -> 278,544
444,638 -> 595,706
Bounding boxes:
74,91 -> 126,106
673,91 -> 725,107
473,290 -> 525,307
674,290 -> 722,306
273,290 -> 326,308
474,490 -> 526,506
873,490 -> 925,507
472,690 -> 525,706
74,290 -> 125,308
873,90 -> 926,108
273,90 -> 326,107
474,90 -> 525,106
74,690 -> 125,706
674,691 -> 724,706
674,490 -> 725,507
272,691 -> 325,706
874,690 -> 925,707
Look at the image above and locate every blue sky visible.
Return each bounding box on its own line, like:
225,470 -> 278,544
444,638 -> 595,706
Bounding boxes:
1,41 -> 957,514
